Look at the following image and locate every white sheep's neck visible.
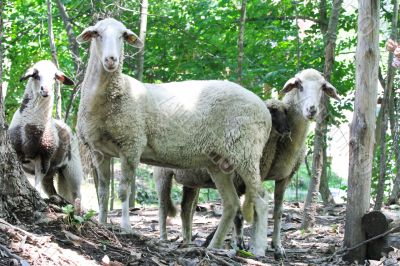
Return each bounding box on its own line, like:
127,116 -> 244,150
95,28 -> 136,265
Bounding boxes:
20,80 -> 54,127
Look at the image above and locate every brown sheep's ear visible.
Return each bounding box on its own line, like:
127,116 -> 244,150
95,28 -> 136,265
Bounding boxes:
77,26 -> 97,43
55,71 -> 75,86
281,77 -> 302,94
123,29 -> 143,48
322,82 -> 340,101
20,68 -> 38,82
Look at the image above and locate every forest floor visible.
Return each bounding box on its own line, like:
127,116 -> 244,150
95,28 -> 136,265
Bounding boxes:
0,198 -> 399,266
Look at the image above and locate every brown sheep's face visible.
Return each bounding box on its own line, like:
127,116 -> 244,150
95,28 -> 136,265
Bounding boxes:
268,106 -> 291,136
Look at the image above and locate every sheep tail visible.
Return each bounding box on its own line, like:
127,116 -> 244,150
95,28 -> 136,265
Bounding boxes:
154,167 -> 177,217
242,189 -> 254,223
167,196 -> 178,217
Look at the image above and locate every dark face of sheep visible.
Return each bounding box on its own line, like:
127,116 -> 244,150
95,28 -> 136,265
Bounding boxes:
281,69 -> 340,121
20,60 -> 74,98
268,106 -> 291,136
76,18 -> 144,73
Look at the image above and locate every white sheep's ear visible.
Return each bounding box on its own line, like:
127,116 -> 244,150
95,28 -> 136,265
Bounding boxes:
281,77 -> 302,94
55,71 -> 75,86
322,82 -> 340,101
20,67 -> 38,82
123,29 -> 143,48
77,26 -> 97,43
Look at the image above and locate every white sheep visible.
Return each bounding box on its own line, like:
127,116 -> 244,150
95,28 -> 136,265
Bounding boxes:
8,60 -> 83,203
154,99 -> 290,248
154,70 -> 340,259
76,18 -> 271,256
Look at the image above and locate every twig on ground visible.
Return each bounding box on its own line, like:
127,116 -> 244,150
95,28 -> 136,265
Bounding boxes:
0,244 -> 29,265
329,225 -> 400,260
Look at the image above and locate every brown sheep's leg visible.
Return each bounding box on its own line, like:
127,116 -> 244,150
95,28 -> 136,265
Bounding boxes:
154,168 -> 176,241
272,178 -> 290,260
181,186 -> 199,246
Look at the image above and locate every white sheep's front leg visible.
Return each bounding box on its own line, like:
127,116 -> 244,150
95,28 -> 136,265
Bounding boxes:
119,156 -> 136,231
207,167 -> 240,249
95,156 -> 111,224
34,158 -> 46,193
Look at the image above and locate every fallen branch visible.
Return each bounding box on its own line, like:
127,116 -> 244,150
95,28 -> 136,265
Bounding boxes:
0,244 -> 29,266
330,225 -> 400,260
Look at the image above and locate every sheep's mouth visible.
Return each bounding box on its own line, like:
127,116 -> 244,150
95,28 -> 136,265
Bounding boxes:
103,64 -> 118,72
306,114 -> 316,120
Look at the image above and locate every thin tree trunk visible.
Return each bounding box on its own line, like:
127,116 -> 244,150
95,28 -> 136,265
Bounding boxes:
55,0 -> 83,123
0,0 -> 46,221
110,158 -> 114,211
237,0 -> 247,85
129,0 -> 149,208
302,0 -> 343,230
320,142 -> 335,205
374,0 -> 398,210
344,0 -> 379,262
47,0 -> 62,120
389,96 -> 400,204
136,0 -> 148,81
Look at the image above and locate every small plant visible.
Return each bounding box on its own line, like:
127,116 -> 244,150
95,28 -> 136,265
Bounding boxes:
62,204 -> 96,231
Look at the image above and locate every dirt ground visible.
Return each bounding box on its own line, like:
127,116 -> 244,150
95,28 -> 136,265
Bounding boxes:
0,199 -> 399,266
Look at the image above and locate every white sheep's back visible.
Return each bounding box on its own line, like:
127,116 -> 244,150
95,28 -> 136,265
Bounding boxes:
140,80 -> 271,169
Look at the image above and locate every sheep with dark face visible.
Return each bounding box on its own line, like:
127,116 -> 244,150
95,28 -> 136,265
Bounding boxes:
76,18 -> 272,256
155,70 -> 340,259
8,60 -> 82,203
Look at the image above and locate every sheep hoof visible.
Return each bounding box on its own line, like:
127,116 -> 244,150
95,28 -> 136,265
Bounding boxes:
273,246 -> 287,260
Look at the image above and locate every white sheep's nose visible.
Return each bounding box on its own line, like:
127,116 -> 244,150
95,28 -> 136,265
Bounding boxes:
40,86 -> 50,97
104,56 -> 118,69
306,105 -> 317,119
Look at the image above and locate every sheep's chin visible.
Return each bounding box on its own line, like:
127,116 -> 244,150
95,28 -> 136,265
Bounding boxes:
103,64 -> 118,73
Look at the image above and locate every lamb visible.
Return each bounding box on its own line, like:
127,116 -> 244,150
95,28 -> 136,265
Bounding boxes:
154,99 -> 291,248
76,18 -> 271,256
154,70 -> 340,259
8,60 -> 83,203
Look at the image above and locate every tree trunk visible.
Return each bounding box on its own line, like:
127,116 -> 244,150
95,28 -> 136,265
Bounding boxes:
344,0 -> 379,262
110,158 -> 115,211
47,0 -> 62,120
388,98 -> 400,204
0,0 -> 46,221
129,0 -> 149,208
237,0 -> 247,85
136,0 -> 148,81
320,145 -> 335,205
301,0 -> 343,230
375,0 -> 398,210
55,0 -> 83,123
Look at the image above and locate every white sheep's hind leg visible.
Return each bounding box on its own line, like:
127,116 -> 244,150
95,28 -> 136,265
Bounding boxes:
272,178 -> 290,260
181,186 -> 200,246
95,156 -> 111,224
207,167 -> 240,249
239,167 -> 268,257
119,156 -> 137,231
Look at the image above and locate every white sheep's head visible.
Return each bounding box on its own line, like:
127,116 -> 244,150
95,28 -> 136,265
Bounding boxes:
281,69 -> 340,120
76,18 -> 143,73
20,60 -> 74,98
